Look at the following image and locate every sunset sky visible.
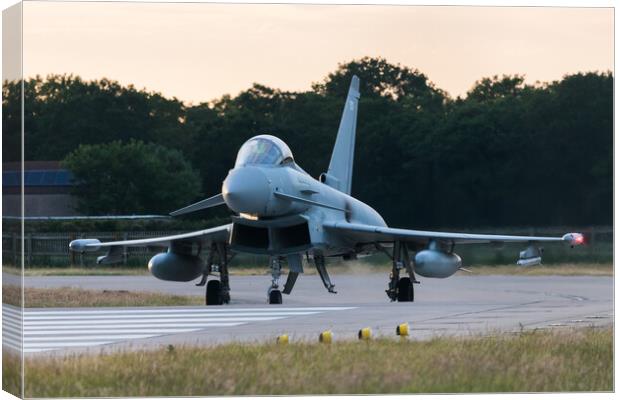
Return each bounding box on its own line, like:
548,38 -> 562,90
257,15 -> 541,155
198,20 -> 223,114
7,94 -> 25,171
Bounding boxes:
20,2 -> 614,104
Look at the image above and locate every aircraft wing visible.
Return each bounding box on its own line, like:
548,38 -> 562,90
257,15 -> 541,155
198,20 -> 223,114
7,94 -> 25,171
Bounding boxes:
323,221 -> 584,246
69,223 -> 232,264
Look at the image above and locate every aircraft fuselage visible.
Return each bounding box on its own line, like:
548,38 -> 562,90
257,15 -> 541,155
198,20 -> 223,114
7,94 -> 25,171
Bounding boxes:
223,163 -> 386,257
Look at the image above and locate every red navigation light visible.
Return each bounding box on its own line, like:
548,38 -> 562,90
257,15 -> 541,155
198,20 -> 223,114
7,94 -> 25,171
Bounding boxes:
563,232 -> 585,246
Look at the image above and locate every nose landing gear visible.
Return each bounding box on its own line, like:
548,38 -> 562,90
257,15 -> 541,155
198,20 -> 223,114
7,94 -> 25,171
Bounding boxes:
268,289 -> 283,304
268,256 -> 283,304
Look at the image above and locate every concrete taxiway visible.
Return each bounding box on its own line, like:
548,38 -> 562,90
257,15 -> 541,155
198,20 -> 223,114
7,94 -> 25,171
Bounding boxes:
3,273 -> 614,356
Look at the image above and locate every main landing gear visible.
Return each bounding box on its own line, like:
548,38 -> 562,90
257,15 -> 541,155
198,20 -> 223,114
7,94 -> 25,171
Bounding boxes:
382,241 -> 419,302
196,243 -> 232,306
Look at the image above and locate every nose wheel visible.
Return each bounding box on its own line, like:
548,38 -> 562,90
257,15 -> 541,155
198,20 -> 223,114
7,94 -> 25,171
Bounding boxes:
268,256 -> 284,304
268,289 -> 283,304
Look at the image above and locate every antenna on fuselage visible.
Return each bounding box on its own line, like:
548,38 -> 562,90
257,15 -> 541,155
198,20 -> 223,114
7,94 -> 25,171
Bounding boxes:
323,75 -> 360,195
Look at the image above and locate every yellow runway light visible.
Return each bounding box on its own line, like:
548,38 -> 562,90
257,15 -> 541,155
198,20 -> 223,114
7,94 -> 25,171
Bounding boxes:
396,323 -> 409,337
358,327 -> 372,340
319,330 -> 333,343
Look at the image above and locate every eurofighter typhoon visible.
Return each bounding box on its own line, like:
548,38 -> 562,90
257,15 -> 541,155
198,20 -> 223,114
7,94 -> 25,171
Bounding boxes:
70,76 -> 585,305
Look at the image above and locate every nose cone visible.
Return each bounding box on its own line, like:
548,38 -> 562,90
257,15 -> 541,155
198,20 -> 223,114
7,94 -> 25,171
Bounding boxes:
222,167 -> 271,214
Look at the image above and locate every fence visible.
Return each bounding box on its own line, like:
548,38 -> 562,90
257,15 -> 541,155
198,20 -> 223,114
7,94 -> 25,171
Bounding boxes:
1,227 -> 614,268
2,231 -> 181,267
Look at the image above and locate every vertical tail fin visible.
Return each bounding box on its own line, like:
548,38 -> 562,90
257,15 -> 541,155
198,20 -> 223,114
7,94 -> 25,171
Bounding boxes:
325,75 -> 360,195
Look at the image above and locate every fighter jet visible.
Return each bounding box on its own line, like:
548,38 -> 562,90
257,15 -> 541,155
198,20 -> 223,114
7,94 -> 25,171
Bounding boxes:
70,76 -> 585,305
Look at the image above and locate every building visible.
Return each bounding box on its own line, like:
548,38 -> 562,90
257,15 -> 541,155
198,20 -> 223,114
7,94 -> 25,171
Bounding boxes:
2,161 -> 80,217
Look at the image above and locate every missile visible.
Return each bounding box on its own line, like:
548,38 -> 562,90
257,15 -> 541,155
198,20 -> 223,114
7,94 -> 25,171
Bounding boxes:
516,257 -> 542,267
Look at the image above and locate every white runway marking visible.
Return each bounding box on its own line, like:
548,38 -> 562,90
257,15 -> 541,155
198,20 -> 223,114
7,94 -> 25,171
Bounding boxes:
2,305 -> 354,353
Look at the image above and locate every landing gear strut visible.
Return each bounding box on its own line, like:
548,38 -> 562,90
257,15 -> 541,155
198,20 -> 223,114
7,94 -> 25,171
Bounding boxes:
197,243 -> 232,306
383,241 -> 418,302
314,254 -> 337,293
268,256 -> 283,304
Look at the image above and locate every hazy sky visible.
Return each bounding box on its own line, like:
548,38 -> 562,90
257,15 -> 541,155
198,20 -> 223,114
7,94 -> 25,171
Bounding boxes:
22,2 -> 613,104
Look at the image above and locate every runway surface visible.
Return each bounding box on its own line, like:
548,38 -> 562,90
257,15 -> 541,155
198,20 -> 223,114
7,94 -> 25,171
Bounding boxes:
2,304 -> 353,354
2,272 -> 614,356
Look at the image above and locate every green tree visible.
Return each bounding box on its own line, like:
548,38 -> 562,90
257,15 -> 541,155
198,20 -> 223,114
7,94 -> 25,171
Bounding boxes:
2,60 -> 612,228
519,72 -> 613,225
63,141 -> 201,215
466,75 -> 527,102
313,56 -> 447,111
13,74 -> 188,161
2,79 -> 24,162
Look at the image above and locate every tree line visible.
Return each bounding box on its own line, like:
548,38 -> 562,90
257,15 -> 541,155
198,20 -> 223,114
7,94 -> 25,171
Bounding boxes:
2,57 -> 612,228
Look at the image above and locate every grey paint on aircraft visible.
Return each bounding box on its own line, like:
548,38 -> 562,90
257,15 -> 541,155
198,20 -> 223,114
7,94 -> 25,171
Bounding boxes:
69,75 -> 585,303
326,75 -> 360,195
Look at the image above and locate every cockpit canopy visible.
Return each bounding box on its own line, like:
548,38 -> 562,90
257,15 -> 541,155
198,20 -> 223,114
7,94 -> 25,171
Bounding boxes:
234,135 -> 294,167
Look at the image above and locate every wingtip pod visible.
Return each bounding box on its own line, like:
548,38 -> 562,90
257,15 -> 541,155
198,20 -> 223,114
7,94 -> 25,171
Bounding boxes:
69,238 -> 101,252
562,232 -> 585,246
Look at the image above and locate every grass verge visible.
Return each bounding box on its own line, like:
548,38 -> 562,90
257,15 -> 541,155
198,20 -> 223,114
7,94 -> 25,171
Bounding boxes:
2,285 -> 203,308
5,327 -> 611,396
4,266 -> 149,276
5,266 -> 271,277
4,262 -> 613,277
461,263 -> 613,276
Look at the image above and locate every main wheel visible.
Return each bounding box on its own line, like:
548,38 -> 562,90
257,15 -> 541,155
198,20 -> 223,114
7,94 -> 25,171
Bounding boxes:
397,277 -> 414,302
206,280 -> 223,306
269,289 -> 283,304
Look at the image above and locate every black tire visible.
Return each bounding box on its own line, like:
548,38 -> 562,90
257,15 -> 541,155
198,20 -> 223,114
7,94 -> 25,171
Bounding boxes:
206,280 -> 223,306
269,289 -> 283,305
397,277 -> 414,302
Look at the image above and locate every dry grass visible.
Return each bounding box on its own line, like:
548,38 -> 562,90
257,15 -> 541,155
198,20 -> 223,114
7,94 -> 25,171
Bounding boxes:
4,266 -> 149,276
5,262 -> 612,277
5,265 -> 285,277
4,327 -> 611,397
2,285 -> 22,308
2,354 -> 21,398
460,263 -> 613,276
2,285 -> 203,308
